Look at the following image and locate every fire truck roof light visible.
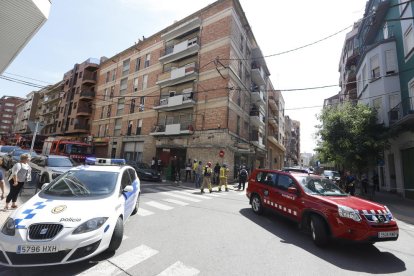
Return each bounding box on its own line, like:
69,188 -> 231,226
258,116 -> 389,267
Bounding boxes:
85,157 -> 126,166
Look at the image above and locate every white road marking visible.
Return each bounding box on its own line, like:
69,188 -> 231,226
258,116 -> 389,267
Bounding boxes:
138,208 -> 154,216
110,245 -> 159,272
145,188 -> 201,202
156,261 -> 200,276
145,201 -> 174,210
158,187 -> 212,199
163,198 -> 189,206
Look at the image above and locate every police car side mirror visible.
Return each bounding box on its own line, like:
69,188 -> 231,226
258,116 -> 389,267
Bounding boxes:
41,183 -> 49,190
123,185 -> 133,193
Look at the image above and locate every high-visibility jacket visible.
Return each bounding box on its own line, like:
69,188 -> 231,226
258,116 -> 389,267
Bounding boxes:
193,162 -> 198,171
219,167 -> 229,179
204,166 -> 212,176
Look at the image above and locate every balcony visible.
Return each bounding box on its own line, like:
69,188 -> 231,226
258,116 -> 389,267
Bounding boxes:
251,85 -> 266,106
250,130 -> 265,149
79,90 -> 95,100
268,95 -> 278,112
161,17 -> 201,42
156,63 -> 198,88
82,71 -> 97,85
44,93 -> 60,104
250,109 -> 265,128
388,97 -> 414,126
269,116 -> 278,128
84,58 -> 100,70
251,62 -> 266,86
43,106 -> 57,115
74,122 -> 90,132
159,37 -> 200,64
76,102 -> 92,116
150,122 -> 194,136
153,93 -> 195,111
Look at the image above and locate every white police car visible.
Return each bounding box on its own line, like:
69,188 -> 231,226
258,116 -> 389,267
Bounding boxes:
0,158 -> 140,267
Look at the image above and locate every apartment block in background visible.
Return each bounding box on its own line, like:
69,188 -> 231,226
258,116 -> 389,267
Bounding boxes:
37,81 -> 64,136
56,58 -> 100,138
91,0 -> 284,178
13,91 -> 40,134
0,96 -> 25,140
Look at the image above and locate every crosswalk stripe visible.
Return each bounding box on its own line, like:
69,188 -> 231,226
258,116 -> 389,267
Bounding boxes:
110,245 -> 159,272
157,187 -> 212,199
145,201 -> 174,210
156,261 -> 200,276
138,208 -> 154,216
145,188 -> 201,202
163,198 -> 189,206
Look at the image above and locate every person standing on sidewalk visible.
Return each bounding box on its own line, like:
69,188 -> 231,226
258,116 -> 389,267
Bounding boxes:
5,153 -> 32,209
201,162 -> 213,193
192,159 -> 198,183
213,162 -> 220,185
237,165 -> 248,191
185,159 -> 192,182
218,163 -> 229,192
0,158 -> 5,200
195,160 -> 203,188
345,171 -> 356,196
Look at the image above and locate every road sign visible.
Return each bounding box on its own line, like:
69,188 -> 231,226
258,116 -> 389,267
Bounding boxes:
28,121 -> 45,133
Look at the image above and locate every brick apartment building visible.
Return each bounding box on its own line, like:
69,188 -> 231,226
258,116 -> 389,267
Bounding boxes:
0,96 -> 25,142
55,58 -> 100,139
91,0 -> 286,178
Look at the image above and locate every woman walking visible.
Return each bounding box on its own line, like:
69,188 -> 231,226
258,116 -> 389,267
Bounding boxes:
5,153 -> 31,209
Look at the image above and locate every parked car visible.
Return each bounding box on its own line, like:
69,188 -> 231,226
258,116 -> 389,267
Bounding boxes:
127,161 -> 161,182
281,167 -> 309,174
0,158 -> 140,267
323,170 -> 341,183
3,149 -> 37,170
29,155 -> 78,188
246,169 -> 398,246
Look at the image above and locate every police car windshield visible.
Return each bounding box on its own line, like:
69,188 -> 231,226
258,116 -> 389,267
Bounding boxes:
295,176 -> 347,196
43,170 -> 118,197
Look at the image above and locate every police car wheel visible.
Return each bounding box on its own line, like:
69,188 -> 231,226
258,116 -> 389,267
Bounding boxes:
251,194 -> 263,215
131,193 -> 140,216
107,217 -> 124,252
310,215 -> 329,247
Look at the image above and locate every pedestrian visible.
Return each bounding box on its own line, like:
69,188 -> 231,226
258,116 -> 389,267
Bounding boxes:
201,162 -> 213,193
213,162 -> 220,185
361,173 -> 368,194
345,171 -> 356,196
195,161 -> 203,188
372,173 -> 379,192
157,158 -> 162,174
238,165 -> 248,191
218,163 -> 229,192
5,153 -> 32,209
185,158 -> 192,182
0,158 -> 5,200
151,157 -> 156,170
192,159 -> 198,183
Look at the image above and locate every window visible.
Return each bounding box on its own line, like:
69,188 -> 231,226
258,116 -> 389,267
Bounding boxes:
127,120 -> 133,136
79,72 -> 83,78
145,53 -> 151,68
237,88 -> 241,106
188,37 -> 197,47
236,115 -> 240,135
383,22 -> 389,39
135,57 -> 141,72
130,99 -> 135,113
99,125 -> 105,137
121,171 -> 132,190
5,103 -> 14,107
409,81 -> 414,110
139,97 -> 145,111
370,55 -> 380,79
373,97 -> 383,123
114,118 -> 121,136
100,106 -> 105,119
142,74 -> 148,90
117,98 -> 125,116
404,24 -> 414,57
107,105 -> 111,117
110,86 -> 115,98
104,88 -> 109,100
133,77 -> 139,92
385,50 -> 397,74
104,124 -> 109,136
362,64 -> 367,88
136,119 -> 142,135
70,118 -> 74,125
106,71 -> 110,83
276,174 -> 294,190
120,78 -> 128,95
238,61 -> 243,80
240,35 -> 244,53
357,75 -> 362,95
122,59 -> 130,76
256,171 -> 277,187
73,102 -> 77,109
112,69 -> 116,81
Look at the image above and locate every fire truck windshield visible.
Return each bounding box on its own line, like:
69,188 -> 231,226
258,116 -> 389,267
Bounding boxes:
66,144 -> 93,155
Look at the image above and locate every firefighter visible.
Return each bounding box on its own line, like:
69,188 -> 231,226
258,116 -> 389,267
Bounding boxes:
218,163 -> 229,192
201,162 -> 213,193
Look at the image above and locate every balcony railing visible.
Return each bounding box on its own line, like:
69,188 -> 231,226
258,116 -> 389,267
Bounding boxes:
80,90 -> 95,99
77,104 -> 92,115
82,71 -> 97,83
74,123 -> 90,131
159,37 -> 200,64
388,96 -> 414,125
157,63 -> 198,87
153,92 -> 195,111
251,61 -> 266,86
150,122 -> 194,136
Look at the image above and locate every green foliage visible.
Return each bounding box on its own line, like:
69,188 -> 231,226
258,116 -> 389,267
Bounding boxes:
316,103 -> 389,172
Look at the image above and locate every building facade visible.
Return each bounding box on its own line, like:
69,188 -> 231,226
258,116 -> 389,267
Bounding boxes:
91,0 -> 285,179
0,96 -> 25,142
38,81 -> 64,136
13,91 -> 40,134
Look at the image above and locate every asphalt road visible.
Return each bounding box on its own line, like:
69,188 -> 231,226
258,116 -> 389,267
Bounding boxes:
1,181 -> 414,276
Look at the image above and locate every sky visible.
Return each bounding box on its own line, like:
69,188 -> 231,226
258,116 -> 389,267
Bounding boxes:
0,0 -> 368,153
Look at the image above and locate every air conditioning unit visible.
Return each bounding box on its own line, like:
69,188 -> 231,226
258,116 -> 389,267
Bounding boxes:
169,91 -> 176,97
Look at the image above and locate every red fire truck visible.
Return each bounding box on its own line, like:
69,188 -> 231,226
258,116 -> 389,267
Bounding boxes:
42,137 -> 93,163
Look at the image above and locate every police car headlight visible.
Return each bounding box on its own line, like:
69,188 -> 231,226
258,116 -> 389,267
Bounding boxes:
1,218 -> 15,236
72,217 -> 108,234
338,205 -> 361,222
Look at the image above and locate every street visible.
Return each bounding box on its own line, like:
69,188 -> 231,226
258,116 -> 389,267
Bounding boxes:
1,181 -> 414,276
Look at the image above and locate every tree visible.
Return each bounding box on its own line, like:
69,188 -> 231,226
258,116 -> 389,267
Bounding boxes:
316,102 -> 389,173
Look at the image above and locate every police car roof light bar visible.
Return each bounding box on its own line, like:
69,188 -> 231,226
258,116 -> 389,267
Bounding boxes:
85,157 -> 126,165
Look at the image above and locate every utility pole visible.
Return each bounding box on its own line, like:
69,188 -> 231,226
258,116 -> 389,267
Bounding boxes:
29,121 -> 39,155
